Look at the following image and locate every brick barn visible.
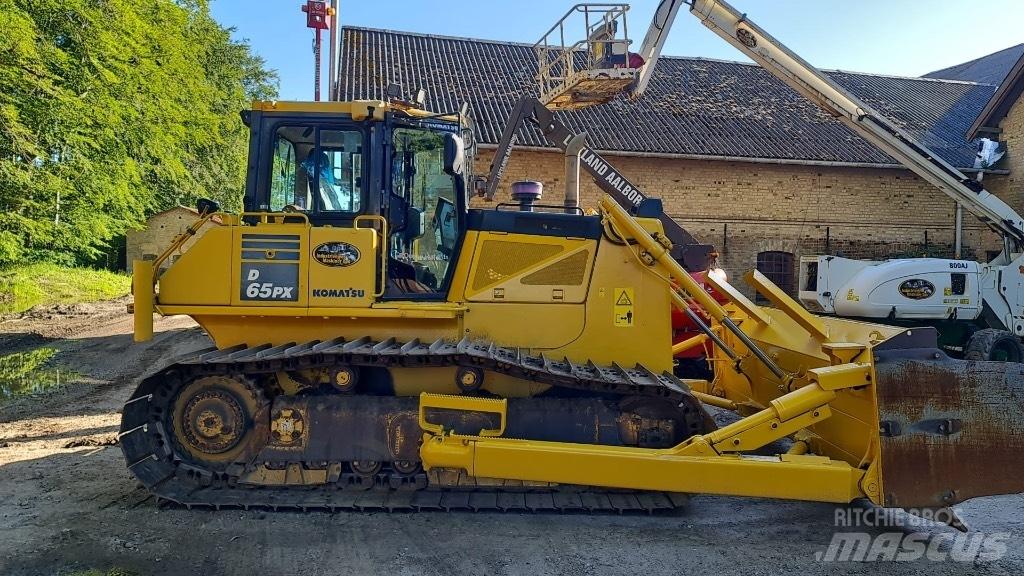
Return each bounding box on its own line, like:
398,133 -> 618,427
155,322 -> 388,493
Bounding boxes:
339,27 -> 1021,299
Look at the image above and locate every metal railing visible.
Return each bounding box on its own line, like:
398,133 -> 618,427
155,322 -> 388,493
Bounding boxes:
534,4 -> 632,107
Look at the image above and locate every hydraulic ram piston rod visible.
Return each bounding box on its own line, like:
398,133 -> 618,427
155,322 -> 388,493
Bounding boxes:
601,196 -> 788,380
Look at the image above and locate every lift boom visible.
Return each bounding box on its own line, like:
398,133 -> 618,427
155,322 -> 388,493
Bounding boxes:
544,0 -> 1023,255
686,0 -> 1024,255
628,0 -> 687,98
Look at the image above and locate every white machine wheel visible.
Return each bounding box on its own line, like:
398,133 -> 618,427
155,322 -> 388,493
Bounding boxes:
964,329 -> 1024,363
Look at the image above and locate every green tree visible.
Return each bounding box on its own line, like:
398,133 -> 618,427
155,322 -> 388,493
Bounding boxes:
0,0 -> 278,267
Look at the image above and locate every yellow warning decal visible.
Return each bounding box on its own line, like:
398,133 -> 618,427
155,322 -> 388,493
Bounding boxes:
613,287 -> 634,327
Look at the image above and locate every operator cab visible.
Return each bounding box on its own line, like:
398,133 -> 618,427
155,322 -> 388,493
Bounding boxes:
242,100 -> 470,300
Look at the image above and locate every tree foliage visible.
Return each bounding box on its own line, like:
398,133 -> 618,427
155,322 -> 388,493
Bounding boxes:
0,0 -> 277,266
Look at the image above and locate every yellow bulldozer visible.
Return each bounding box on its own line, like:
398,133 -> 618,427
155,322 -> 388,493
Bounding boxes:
121,1 -> 1024,523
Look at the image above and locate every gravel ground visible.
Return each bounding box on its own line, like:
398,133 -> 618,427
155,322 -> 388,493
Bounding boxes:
0,300 -> 1021,575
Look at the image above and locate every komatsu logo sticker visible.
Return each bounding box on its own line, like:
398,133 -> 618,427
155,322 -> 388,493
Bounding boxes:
312,288 -> 365,298
241,264 -> 299,301
313,242 -> 360,267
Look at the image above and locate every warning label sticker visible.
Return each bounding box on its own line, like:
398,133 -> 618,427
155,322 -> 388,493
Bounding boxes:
613,287 -> 634,327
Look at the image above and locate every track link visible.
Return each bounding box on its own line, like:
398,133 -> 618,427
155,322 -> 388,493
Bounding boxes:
119,336 -> 706,512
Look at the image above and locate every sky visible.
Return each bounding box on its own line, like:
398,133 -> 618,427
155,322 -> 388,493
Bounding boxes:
210,0 -> 1024,101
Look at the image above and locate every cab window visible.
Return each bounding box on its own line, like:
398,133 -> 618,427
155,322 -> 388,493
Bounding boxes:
269,136 -> 300,211
268,126 -> 363,214
387,127 -> 459,296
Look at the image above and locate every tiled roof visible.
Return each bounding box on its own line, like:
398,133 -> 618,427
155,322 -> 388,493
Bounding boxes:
340,27 -> 996,169
925,44 -> 1024,86
968,50 -> 1024,141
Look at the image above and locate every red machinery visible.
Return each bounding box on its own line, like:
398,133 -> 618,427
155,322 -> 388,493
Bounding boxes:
671,270 -> 729,377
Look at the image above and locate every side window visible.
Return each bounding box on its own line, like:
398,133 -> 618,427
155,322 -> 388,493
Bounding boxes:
756,251 -> 795,302
269,135 -> 299,211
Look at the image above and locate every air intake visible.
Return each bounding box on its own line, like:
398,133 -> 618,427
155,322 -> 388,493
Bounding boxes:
510,181 -> 543,212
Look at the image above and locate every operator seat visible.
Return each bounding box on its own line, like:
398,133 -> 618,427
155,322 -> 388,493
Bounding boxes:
385,257 -> 433,295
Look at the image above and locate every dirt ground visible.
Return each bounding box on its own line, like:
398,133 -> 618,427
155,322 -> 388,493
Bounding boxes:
1,300 -> 1022,576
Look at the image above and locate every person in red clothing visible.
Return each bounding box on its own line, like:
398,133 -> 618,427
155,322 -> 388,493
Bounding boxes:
595,41 -> 647,70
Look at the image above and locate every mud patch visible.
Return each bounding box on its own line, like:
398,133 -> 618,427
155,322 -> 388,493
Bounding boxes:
63,435 -> 118,449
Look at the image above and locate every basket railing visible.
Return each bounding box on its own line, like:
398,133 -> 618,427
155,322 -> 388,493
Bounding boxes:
534,4 -> 632,106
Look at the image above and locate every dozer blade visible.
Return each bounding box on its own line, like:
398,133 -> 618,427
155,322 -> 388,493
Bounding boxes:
873,328 -> 1024,508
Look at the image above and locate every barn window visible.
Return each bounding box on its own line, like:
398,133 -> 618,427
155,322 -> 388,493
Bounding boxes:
142,253 -> 157,261
756,251 -> 795,302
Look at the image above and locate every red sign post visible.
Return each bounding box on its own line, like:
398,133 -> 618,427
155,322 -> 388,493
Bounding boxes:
301,1 -> 333,101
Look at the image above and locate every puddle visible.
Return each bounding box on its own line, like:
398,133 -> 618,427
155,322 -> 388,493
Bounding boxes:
0,348 -> 77,400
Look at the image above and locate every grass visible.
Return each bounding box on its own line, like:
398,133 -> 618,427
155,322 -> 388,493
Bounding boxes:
0,262 -> 131,314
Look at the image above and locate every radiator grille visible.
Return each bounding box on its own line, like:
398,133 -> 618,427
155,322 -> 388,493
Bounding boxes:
472,240 -> 563,291
521,250 -> 590,286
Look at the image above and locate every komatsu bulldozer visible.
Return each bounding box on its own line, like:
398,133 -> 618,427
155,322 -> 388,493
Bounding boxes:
120,1 -> 1024,521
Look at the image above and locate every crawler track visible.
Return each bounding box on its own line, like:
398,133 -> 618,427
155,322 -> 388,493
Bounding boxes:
119,337 -> 707,512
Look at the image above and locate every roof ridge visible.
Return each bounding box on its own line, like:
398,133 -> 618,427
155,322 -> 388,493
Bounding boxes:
342,25 -> 538,49
825,68 -> 995,86
927,42 -> 1024,76
342,26 -> 995,87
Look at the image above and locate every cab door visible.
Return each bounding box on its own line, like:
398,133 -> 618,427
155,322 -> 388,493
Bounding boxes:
382,123 -> 465,300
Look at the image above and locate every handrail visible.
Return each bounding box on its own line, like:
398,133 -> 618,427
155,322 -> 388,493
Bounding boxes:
532,4 -> 628,49
495,203 -> 586,214
355,215 -> 388,297
239,210 -> 310,225
151,211 -> 221,284
152,210 -> 310,285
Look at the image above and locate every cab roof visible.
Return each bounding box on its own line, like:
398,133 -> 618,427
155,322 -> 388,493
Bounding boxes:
250,100 -> 462,123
